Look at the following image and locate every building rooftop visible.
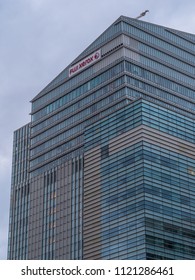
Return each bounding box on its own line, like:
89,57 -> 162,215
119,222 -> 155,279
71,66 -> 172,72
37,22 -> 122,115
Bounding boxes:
31,15 -> 195,103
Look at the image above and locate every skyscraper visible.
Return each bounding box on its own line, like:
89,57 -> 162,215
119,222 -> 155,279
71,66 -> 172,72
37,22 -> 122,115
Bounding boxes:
8,16 -> 195,260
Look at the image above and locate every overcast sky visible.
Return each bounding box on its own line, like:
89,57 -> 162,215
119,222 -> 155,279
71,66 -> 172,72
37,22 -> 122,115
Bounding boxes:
0,0 -> 194,260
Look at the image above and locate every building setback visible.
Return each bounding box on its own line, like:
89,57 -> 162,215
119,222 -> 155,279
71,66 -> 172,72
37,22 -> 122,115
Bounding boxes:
8,16 -> 195,260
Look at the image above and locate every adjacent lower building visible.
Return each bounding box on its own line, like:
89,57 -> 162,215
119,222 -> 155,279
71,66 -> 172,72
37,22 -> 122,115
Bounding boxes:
8,16 -> 195,260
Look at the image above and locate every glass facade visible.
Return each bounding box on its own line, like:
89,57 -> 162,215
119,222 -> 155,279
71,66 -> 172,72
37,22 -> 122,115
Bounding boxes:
84,99 -> 195,259
8,16 -> 195,260
8,124 -> 30,259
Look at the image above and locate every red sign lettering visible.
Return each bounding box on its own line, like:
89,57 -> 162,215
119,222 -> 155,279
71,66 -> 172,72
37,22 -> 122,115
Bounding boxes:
69,50 -> 101,77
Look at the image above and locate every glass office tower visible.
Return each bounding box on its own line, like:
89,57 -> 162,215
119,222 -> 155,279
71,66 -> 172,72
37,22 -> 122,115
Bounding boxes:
8,16 -> 195,260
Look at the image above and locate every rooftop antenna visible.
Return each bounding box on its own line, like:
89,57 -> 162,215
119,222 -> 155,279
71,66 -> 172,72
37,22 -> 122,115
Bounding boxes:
136,10 -> 149,19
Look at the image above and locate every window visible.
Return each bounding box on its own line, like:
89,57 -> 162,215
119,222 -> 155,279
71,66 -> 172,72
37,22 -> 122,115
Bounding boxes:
101,144 -> 109,160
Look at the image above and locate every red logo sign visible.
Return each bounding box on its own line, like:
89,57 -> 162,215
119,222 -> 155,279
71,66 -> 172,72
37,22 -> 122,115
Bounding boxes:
69,50 -> 101,77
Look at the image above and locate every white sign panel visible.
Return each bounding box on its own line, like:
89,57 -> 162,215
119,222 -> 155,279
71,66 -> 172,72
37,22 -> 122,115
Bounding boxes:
69,49 -> 101,77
